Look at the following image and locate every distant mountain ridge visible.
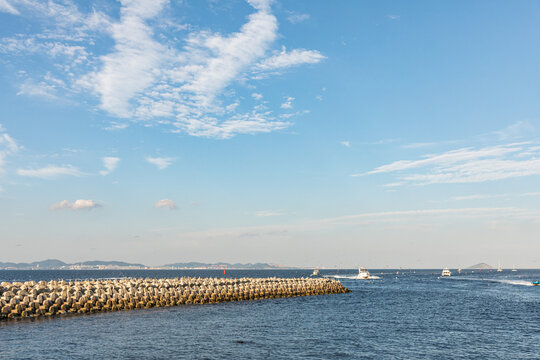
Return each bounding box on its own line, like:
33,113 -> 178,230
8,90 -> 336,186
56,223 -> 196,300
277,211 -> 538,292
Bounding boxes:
466,263 -> 494,269
0,259 -> 290,270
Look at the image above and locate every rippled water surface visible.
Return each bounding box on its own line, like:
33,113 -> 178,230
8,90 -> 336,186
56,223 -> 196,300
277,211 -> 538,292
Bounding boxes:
1,269 -> 539,359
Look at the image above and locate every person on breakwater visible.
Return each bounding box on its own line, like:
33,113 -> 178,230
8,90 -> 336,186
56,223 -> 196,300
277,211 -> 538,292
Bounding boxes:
0,277 -> 350,320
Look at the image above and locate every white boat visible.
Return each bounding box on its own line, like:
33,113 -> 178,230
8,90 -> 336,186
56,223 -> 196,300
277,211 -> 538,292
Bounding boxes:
497,260 -> 503,272
441,268 -> 451,277
328,267 -> 380,280
357,267 -> 372,279
457,268 -> 462,274
512,265 -> 517,272
311,268 -> 320,276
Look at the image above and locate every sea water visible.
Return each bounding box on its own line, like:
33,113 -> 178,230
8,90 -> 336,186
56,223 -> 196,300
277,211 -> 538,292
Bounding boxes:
1,269 -> 539,359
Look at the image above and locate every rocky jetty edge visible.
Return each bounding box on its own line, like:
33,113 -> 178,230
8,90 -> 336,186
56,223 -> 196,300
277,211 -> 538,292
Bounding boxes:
1,277 -> 349,320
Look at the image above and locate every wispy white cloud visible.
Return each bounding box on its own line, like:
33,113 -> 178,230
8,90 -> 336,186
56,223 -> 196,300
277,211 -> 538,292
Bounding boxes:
452,192 -> 540,201
0,125 -> 20,174
168,206 -> 539,241
50,199 -> 101,211
99,156 -> 120,176
251,93 -> 263,100
155,198 -> 176,210
1,0 -> 110,40
255,47 -> 326,71
146,156 -> 174,170
16,79 -> 59,99
17,165 -> 84,178
341,141 -> 351,148
401,142 -> 438,149
3,0 -> 325,139
103,122 -> 129,131
491,120 -> 535,141
385,14 -> 400,20
254,210 -> 285,217
318,207 -> 535,225
1,38 -> 88,63
359,142 -> 540,185
0,0 -> 19,15
81,0 -> 169,118
280,96 -> 294,109
286,12 -> 309,24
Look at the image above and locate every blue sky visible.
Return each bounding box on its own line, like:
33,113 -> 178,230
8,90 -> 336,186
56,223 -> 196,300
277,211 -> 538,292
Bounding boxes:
1,0 -> 540,268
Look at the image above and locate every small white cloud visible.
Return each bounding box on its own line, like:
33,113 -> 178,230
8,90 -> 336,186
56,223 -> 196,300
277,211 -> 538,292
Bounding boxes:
401,142 -> 437,149
280,96 -> 294,109
386,14 -> 400,20
287,12 -> 309,24
99,157 -> 120,176
50,199 -> 101,211
251,93 -> 263,100
256,47 -> 326,71
104,122 -> 129,131
17,165 -> 83,179
254,210 -> 285,217
146,156 -> 174,170
341,141 -> 351,148
155,198 -> 176,210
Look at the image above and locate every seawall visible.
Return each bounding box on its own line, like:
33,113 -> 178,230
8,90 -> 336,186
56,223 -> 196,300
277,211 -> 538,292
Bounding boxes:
0,277 -> 349,320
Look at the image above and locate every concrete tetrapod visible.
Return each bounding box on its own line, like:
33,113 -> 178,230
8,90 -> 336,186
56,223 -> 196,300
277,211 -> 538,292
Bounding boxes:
0,277 -> 350,320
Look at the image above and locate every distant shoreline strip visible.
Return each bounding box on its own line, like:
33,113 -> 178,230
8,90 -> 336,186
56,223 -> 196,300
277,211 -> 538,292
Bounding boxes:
0,277 -> 349,320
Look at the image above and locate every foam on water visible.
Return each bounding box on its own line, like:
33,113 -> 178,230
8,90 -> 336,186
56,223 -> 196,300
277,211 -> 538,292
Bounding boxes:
325,274 -> 381,280
448,276 -> 535,286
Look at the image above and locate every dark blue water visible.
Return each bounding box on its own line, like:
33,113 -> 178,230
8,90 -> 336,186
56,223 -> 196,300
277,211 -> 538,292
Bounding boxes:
1,269 -> 539,359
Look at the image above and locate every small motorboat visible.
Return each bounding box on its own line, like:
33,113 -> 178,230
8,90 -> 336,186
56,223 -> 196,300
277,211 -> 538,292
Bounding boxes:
441,268 -> 452,277
532,281 -> 540,286
357,267 -> 372,279
311,268 -> 320,277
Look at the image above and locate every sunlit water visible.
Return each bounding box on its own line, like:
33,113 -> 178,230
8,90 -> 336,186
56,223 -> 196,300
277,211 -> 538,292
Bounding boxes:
1,269 -> 539,359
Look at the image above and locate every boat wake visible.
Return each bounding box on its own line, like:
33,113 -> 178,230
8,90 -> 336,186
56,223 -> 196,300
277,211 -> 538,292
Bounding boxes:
325,274 -> 381,280
451,277 -> 535,287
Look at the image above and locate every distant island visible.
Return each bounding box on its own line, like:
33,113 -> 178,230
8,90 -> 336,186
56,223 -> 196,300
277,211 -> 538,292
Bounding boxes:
466,263 -> 494,270
0,259 -> 292,270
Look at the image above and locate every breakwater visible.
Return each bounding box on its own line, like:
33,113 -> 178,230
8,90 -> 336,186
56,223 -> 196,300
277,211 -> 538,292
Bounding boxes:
0,277 -> 349,320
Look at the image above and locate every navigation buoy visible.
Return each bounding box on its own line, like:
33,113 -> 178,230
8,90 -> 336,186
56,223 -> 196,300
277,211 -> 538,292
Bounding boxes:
224,269 -> 226,275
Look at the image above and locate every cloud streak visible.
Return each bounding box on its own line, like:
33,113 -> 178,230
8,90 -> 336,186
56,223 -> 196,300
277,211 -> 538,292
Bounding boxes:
358,142 -> 540,185
168,206 -> 539,241
255,47 -> 326,71
146,156 -> 174,170
50,199 -> 101,211
254,210 -> 285,217
0,125 -> 20,175
0,1 -> 19,15
17,165 -> 84,178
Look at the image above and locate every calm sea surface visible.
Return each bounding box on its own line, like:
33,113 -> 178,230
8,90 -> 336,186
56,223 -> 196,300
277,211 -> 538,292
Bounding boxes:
1,269 -> 539,359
